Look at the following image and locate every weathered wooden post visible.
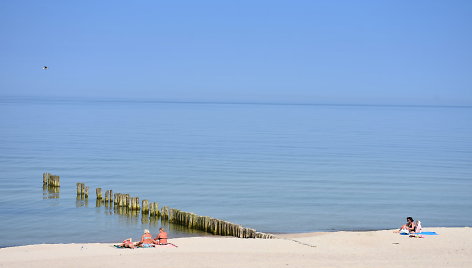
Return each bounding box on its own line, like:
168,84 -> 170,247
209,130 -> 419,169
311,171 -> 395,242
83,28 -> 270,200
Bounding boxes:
84,186 -> 89,198
43,173 -> 60,187
76,183 -> 82,195
161,206 -> 169,219
149,202 -> 155,216
43,173 -> 50,185
108,190 -> 113,204
119,194 -> 124,207
126,194 -> 131,209
132,197 -> 140,210
49,175 -> 60,187
149,202 -> 159,217
142,200 -> 149,215
96,188 -> 102,199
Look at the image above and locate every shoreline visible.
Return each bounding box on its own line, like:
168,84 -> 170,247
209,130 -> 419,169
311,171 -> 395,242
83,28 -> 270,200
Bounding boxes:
1,226 -> 470,248
1,227 -> 470,268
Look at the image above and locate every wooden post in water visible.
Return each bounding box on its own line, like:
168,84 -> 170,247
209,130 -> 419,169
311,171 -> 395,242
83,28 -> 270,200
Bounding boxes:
96,188 -> 102,199
131,197 -> 140,211
142,200 -> 149,215
43,173 -> 60,187
161,206 -> 169,219
149,202 -> 159,217
43,173 -> 50,185
108,190 -> 113,204
84,186 -> 89,198
149,202 -> 155,216
125,194 -> 131,209
76,183 -> 83,195
49,175 -> 60,187
119,194 -> 126,207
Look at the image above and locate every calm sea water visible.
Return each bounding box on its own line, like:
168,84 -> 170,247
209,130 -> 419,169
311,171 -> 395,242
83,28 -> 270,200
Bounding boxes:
0,98 -> 471,247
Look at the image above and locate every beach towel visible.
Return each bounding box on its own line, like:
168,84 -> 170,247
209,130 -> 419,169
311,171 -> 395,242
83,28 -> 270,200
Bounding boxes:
400,232 -> 438,236
114,245 -> 131,249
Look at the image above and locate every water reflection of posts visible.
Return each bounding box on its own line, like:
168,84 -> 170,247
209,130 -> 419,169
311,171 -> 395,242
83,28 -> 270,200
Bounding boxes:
141,200 -> 150,224
76,195 -> 88,208
42,184 -> 60,199
42,172 -> 60,199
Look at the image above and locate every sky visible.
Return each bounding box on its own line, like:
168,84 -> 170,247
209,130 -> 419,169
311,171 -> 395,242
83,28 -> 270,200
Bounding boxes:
0,0 -> 471,105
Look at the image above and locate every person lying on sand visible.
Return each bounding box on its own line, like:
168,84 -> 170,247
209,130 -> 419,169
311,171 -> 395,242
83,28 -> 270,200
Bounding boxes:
119,238 -> 135,249
154,228 -> 168,245
135,229 -> 155,248
394,217 -> 417,233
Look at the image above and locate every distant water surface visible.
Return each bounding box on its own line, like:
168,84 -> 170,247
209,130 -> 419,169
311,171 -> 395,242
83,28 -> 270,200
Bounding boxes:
0,98 -> 471,247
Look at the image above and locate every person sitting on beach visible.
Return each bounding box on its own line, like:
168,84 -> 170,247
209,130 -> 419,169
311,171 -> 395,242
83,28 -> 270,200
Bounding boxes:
119,238 -> 135,249
154,228 -> 168,245
396,217 -> 417,233
135,229 -> 155,248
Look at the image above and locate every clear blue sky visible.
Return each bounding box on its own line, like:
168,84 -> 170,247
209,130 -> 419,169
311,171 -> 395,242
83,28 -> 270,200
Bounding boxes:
1,0 -> 471,105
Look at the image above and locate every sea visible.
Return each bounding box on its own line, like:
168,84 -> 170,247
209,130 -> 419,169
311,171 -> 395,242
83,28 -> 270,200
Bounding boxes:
0,97 -> 471,247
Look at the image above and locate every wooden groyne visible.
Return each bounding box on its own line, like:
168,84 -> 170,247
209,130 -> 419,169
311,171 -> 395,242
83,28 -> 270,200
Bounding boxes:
161,207 -> 274,238
76,183 -> 89,198
55,173 -> 275,239
43,172 -> 60,187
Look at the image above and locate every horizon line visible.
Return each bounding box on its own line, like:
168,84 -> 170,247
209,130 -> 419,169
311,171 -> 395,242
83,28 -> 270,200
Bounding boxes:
1,95 -> 471,109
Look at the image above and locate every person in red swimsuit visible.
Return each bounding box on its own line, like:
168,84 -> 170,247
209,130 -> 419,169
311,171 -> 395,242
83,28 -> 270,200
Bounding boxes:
154,228 -> 168,245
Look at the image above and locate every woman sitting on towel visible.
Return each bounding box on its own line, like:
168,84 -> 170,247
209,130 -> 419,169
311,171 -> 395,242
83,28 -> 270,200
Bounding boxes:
135,229 -> 155,247
398,217 -> 416,233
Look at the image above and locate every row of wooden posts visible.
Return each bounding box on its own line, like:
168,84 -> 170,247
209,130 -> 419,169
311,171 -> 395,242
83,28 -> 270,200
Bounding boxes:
43,172 -> 274,239
160,207 -> 274,239
88,185 -> 273,238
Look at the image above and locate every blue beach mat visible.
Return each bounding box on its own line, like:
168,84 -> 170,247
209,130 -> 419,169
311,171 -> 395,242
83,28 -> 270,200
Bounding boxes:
400,232 -> 438,235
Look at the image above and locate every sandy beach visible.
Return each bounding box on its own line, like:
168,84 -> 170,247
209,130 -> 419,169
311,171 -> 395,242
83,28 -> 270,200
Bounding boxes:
1,227 -> 470,268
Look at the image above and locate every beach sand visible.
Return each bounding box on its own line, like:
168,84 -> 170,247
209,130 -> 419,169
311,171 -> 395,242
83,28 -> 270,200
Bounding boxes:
1,227 -> 470,268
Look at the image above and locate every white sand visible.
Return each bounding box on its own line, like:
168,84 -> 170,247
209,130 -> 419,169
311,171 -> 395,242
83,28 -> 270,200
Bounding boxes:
1,227 -> 471,268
